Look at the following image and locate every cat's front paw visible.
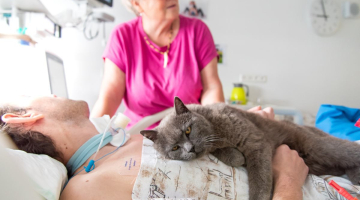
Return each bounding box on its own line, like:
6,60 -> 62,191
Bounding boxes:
211,147 -> 246,167
229,155 -> 246,167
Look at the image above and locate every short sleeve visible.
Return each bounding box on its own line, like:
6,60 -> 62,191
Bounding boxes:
102,25 -> 126,73
194,20 -> 218,71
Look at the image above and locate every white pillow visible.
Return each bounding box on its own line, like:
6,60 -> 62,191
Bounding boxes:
6,149 -> 68,200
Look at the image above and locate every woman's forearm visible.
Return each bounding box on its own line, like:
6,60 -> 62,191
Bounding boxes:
200,58 -> 225,105
201,86 -> 225,105
91,59 -> 125,118
91,96 -> 122,118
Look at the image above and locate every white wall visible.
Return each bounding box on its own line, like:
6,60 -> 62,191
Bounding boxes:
61,0 -> 134,111
62,0 -> 360,116
206,0 -> 360,116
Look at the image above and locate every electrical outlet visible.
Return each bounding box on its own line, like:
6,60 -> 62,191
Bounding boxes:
239,74 -> 267,83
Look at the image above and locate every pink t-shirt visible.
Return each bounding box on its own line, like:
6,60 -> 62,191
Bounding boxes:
103,15 -> 218,129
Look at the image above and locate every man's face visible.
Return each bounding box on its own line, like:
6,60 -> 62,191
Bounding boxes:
1,95 -> 90,121
0,95 -> 91,162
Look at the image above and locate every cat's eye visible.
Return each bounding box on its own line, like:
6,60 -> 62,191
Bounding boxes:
185,127 -> 191,135
172,146 -> 179,151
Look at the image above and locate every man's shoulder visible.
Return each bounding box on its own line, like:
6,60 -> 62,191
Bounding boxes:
60,175 -> 94,200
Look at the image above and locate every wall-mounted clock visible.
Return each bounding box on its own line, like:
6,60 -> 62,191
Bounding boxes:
310,0 -> 342,36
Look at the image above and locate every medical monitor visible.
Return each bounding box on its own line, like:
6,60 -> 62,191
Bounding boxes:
46,52 -> 68,98
97,0 -> 113,7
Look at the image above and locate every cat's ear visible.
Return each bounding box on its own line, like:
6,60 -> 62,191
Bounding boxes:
140,130 -> 158,142
174,97 -> 190,115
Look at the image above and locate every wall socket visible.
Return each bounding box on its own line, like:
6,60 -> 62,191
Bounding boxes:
239,74 -> 267,83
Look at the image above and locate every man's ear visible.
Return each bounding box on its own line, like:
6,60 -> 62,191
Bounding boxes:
174,97 -> 190,115
140,130 -> 158,142
1,113 -> 44,125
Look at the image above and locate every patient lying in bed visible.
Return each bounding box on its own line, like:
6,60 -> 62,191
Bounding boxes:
1,96 -> 359,199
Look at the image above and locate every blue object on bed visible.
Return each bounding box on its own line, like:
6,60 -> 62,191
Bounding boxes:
315,104 -> 360,141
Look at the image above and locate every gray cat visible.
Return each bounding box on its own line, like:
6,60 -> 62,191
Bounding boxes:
141,97 -> 360,200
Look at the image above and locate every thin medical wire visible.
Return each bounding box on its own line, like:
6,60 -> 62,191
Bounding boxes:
72,128 -> 127,177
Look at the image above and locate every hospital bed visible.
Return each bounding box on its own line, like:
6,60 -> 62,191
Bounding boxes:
0,107 -> 357,200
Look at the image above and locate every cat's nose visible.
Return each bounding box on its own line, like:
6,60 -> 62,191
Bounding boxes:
190,146 -> 195,153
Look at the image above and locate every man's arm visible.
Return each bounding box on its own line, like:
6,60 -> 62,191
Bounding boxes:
272,145 -> 309,200
200,57 -> 225,105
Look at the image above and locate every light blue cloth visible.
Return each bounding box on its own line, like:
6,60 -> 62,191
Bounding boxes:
315,104 -> 360,141
66,132 -> 113,176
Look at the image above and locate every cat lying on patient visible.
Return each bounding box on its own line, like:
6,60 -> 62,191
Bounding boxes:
141,97 -> 360,200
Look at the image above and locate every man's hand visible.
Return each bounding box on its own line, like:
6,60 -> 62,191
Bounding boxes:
247,106 -> 275,120
272,145 -> 309,200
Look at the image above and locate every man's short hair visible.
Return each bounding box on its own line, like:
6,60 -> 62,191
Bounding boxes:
0,105 -> 63,162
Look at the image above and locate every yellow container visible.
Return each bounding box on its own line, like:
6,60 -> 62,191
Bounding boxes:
230,83 -> 249,105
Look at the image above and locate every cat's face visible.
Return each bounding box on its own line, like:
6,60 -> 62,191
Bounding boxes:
141,97 -> 215,161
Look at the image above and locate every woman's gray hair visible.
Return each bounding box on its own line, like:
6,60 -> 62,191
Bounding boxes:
121,0 -> 140,16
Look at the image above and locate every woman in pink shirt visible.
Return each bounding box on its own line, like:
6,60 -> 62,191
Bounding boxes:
91,0 -> 224,129
91,0 -> 273,128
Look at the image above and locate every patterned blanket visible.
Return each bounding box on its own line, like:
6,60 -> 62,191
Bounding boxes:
132,139 -> 360,200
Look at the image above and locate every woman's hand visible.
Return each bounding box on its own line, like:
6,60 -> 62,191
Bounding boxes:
272,145 -> 309,200
247,106 -> 275,120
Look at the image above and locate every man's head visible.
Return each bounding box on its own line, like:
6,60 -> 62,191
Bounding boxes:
0,95 -> 94,163
0,105 -> 62,161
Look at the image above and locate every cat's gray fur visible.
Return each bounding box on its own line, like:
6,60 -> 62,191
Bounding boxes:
141,97 -> 360,200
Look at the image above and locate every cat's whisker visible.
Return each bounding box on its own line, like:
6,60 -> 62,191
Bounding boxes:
204,136 -> 236,149
203,135 -> 221,143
